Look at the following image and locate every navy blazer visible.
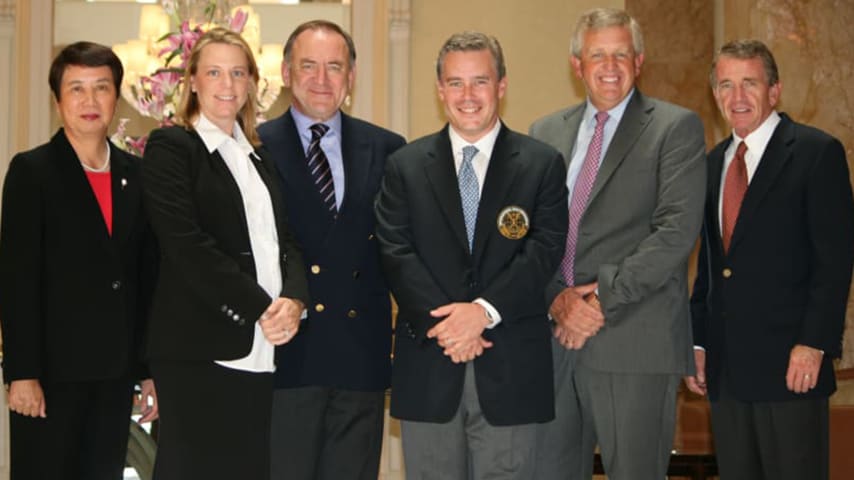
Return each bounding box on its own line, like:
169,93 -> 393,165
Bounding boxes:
691,113 -> 854,401
375,124 -> 568,425
0,129 -> 156,383
142,126 -> 309,362
258,110 -> 405,391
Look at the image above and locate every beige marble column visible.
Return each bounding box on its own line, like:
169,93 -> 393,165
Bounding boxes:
719,0 -> 854,367
625,0 -> 717,149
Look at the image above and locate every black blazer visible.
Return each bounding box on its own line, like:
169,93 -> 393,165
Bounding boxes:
375,124 -> 568,425
691,113 -> 854,401
258,110 -> 405,391
0,129 -> 156,383
141,126 -> 309,362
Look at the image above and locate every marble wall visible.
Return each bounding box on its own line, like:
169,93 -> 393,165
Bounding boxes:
626,0 -> 717,148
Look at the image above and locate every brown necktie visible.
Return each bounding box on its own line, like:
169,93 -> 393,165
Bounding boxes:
722,141 -> 748,253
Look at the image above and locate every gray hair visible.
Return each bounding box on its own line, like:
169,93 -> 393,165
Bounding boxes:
710,39 -> 779,88
436,31 -> 506,80
570,8 -> 644,58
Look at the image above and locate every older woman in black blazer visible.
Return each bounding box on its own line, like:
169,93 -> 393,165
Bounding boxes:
141,28 -> 309,480
0,42 -> 158,480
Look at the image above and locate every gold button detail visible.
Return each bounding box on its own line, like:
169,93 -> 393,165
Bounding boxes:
315,303 -> 325,313
347,309 -> 357,318
311,265 -> 320,274
722,268 -> 732,278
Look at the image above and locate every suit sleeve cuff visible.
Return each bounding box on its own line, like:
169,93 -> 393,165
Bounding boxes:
473,298 -> 501,329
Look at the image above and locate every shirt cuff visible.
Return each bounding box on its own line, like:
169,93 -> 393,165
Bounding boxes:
473,298 -> 501,329
693,345 -> 705,352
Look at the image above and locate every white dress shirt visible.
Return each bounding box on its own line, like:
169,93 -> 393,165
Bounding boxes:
194,114 -> 282,373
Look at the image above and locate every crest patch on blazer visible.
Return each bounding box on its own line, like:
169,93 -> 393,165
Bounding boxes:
497,206 -> 529,240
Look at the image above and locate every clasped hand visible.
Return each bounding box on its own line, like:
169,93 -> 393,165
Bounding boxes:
260,297 -> 305,345
549,282 -> 604,350
427,302 -> 494,364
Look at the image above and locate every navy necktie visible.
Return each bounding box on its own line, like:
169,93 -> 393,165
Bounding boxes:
307,123 -> 336,215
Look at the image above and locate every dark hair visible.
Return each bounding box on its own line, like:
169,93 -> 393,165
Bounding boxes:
283,20 -> 356,68
49,41 -> 123,101
710,39 -> 780,88
436,31 -> 506,80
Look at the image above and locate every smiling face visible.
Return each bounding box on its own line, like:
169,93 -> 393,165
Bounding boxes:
55,65 -> 117,140
190,42 -> 251,134
571,25 -> 643,112
712,55 -> 781,138
436,49 -> 507,143
283,28 -> 354,122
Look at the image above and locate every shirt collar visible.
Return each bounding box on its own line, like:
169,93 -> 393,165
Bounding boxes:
194,113 -> 255,157
731,110 -> 781,154
290,106 -> 342,143
448,119 -> 503,159
584,88 -> 634,127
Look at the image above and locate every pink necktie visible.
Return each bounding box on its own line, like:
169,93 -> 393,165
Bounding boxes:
561,111 -> 609,286
722,141 -> 748,253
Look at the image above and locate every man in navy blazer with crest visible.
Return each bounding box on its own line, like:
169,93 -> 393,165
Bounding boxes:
375,32 -> 567,479
686,40 -> 854,480
258,20 -> 405,480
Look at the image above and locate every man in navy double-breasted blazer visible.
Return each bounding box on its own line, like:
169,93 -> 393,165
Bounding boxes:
258,20 -> 405,480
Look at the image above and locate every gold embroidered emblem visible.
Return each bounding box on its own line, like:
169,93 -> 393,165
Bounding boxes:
497,206 -> 529,240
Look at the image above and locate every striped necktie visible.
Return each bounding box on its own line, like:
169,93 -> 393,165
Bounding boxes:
307,123 -> 336,216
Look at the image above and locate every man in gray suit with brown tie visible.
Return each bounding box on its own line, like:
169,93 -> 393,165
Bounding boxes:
529,8 -> 706,479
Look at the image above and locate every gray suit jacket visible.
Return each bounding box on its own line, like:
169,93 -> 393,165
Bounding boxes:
529,91 -> 706,375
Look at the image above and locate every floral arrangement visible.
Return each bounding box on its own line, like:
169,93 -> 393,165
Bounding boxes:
112,0 -> 252,156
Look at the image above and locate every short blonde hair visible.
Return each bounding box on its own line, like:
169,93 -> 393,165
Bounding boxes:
175,27 -> 261,146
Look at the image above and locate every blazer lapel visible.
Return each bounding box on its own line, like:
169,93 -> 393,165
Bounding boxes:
472,125 -> 520,262
588,92 -> 652,204
339,113 -> 372,218
51,130 -> 114,249
108,143 -> 139,247
193,129 -> 253,241
424,127 -> 469,251
728,115 -> 795,253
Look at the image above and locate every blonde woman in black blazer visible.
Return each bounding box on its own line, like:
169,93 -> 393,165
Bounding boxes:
141,28 -> 309,480
0,42 -> 158,480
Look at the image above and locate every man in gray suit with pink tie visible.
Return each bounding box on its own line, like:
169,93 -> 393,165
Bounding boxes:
529,7 -> 707,480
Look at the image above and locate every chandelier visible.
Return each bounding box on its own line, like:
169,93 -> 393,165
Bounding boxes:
111,0 -> 284,123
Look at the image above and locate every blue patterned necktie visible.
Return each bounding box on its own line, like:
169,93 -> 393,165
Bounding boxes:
307,123 -> 336,216
459,145 -> 480,252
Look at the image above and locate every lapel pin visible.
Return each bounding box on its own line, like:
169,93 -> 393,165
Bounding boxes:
121,178 -> 127,189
